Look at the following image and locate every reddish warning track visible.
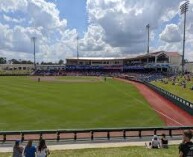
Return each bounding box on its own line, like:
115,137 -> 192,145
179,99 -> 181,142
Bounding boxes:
116,78 -> 193,126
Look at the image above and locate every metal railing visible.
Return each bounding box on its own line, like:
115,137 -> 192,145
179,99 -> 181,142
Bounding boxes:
0,126 -> 192,143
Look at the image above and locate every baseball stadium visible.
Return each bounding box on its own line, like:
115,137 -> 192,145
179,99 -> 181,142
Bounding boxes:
0,0 -> 193,157
0,50 -> 193,156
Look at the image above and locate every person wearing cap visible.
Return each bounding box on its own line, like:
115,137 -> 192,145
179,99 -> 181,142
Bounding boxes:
12,140 -> 24,157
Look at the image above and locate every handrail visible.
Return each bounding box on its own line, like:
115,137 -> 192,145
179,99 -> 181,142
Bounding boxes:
0,126 -> 192,143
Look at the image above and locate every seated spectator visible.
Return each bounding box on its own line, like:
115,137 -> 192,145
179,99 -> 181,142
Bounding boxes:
36,139 -> 50,157
24,140 -> 36,157
151,135 -> 160,149
146,135 -> 160,149
160,134 -> 168,148
13,140 -> 24,157
179,130 -> 193,157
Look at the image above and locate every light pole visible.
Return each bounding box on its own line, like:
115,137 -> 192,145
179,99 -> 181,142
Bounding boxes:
146,24 -> 150,54
31,37 -> 37,71
180,0 -> 189,74
77,35 -> 79,60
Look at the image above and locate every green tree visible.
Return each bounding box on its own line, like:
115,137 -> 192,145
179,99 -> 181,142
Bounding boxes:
58,59 -> 64,65
0,57 -> 6,64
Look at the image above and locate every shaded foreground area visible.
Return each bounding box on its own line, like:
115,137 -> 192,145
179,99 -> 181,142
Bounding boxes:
0,146 -> 178,157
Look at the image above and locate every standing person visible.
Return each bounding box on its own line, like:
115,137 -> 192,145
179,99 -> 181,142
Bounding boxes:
36,139 -> 50,157
12,140 -> 23,157
24,140 -> 36,157
179,130 -> 193,157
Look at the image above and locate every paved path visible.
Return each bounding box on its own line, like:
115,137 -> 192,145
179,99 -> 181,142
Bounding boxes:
0,140 -> 182,153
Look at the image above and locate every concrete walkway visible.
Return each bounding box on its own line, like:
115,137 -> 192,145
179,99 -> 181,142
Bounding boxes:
0,140 -> 182,153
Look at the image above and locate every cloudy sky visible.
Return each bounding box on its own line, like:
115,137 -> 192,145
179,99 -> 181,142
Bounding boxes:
0,0 -> 193,62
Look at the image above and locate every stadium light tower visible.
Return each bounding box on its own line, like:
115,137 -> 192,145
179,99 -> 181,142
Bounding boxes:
146,24 -> 150,54
180,0 -> 189,74
77,34 -> 79,60
31,37 -> 37,71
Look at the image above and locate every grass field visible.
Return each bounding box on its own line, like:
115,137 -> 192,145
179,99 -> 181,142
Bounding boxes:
0,76 -> 163,131
152,78 -> 193,102
0,146 -> 178,157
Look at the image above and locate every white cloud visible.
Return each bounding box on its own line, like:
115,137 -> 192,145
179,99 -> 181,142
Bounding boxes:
27,0 -> 67,30
84,0 -> 181,55
3,15 -> 24,23
157,0 -> 193,61
0,0 -> 76,62
1,0 -> 193,62
80,24 -> 106,52
0,0 -> 28,13
160,24 -> 182,43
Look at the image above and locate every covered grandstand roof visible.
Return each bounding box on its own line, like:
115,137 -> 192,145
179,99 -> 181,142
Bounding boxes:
66,51 -> 181,61
137,51 -> 181,58
66,57 -> 128,60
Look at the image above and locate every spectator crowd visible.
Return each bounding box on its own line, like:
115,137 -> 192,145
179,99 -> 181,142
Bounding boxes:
13,139 -> 50,157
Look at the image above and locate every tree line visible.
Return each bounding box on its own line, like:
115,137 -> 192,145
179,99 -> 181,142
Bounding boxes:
0,58 -> 64,65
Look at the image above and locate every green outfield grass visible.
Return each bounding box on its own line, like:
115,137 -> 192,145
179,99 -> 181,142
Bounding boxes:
152,79 -> 193,102
0,146 -> 178,157
0,76 -> 163,131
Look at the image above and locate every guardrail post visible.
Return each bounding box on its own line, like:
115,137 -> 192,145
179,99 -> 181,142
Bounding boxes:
169,130 -> 172,137
3,134 -> 6,142
21,133 -> 24,142
123,130 -> 126,139
154,129 -> 157,135
39,132 -> 43,140
74,132 -> 77,141
91,131 -> 94,141
107,131 -> 110,140
139,130 -> 141,138
57,132 -> 60,141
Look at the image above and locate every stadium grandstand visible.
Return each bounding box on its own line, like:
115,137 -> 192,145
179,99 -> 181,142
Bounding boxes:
1,51 -> 189,75
66,51 -> 182,73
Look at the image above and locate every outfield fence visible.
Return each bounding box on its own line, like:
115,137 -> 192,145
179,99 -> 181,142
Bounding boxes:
144,82 -> 193,115
122,77 -> 193,116
0,126 -> 192,143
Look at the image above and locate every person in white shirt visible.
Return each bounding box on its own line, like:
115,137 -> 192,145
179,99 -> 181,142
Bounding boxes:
151,136 -> 160,148
146,135 -> 161,149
